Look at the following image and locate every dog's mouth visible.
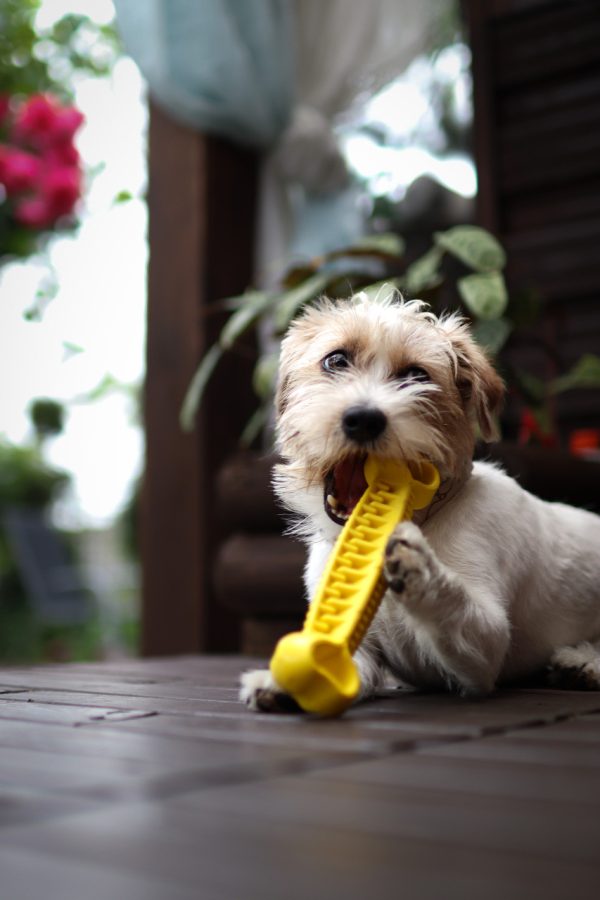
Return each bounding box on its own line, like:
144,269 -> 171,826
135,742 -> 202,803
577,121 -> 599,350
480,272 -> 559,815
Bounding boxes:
324,455 -> 368,525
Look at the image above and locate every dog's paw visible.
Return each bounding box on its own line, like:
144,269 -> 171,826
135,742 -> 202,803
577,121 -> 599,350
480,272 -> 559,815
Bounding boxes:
384,521 -> 434,604
239,668 -> 301,713
547,644 -> 600,691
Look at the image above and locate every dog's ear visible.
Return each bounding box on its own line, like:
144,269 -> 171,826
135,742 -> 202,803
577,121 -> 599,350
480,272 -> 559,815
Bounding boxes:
439,316 -> 505,441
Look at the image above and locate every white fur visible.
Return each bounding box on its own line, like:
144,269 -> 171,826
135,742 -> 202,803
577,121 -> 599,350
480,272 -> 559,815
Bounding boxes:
240,295 -> 600,709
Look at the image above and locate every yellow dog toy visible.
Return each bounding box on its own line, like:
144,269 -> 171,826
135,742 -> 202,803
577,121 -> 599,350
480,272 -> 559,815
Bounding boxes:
269,457 -> 440,716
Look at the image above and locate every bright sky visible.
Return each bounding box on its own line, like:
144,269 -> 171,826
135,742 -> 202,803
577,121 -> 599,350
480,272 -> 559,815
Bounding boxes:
342,44 -> 476,199
0,0 -> 148,528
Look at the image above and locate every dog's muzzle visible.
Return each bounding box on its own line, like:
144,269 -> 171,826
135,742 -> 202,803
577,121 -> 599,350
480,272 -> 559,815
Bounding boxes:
342,405 -> 387,445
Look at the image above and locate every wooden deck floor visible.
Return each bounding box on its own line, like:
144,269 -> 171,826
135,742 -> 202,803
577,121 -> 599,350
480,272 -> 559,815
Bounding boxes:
1,655 -> 600,899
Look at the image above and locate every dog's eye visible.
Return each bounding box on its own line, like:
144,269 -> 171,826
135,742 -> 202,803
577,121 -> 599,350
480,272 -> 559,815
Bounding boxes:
322,350 -> 350,373
395,365 -> 430,385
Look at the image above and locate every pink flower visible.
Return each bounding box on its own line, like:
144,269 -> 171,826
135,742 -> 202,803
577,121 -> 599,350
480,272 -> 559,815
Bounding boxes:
14,197 -> 54,229
13,95 -> 59,148
0,146 -> 41,195
2,94 -> 84,233
52,107 -> 85,142
47,140 -> 80,167
41,166 -> 81,218
13,95 -> 84,150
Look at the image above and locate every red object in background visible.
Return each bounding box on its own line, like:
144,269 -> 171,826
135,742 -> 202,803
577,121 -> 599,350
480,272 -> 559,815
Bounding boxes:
0,94 -> 10,125
0,93 -> 84,231
569,429 -> 600,459
518,408 -> 558,448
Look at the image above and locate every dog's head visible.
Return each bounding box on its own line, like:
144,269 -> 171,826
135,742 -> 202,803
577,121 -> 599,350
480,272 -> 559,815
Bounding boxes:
274,293 -> 504,534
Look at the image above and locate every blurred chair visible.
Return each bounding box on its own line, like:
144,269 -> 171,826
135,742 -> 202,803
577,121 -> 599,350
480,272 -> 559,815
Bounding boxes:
3,507 -> 93,624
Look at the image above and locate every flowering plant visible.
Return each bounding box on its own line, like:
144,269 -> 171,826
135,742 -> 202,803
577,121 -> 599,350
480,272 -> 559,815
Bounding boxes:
0,93 -> 83,260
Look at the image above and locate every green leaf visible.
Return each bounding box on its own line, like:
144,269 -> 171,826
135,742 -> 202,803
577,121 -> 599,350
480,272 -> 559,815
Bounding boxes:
274,272 -> 332,333
113,189 -> 133,205
471,318 -> 512,355
511,369 -> 546,406
550,354 -> 600,395
252,352 -> 280,400
329,232 -> 405,259
62,341 -> 84,359
281,262 -> 318,289
179,344 -> 222,432
359,280 -> 402,304
76,373 -> 119,403
435,226 -> 506,272
240,404 -> 270,448
458,271 -> 508,320
219,291 -> 275,350
403,246 -> 444,295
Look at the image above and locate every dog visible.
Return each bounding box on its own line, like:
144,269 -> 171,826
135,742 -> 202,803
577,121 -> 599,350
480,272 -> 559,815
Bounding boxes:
240,292 -> 600,711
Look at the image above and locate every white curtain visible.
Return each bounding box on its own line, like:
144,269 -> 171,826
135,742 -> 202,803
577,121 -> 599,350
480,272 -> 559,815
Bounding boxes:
258,0 -> 437,283
113,0 -> 293,145
114,0 -> 440,283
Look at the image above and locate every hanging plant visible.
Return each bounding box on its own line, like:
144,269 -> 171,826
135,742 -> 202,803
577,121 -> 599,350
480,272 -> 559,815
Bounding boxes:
0,0 -> 121,268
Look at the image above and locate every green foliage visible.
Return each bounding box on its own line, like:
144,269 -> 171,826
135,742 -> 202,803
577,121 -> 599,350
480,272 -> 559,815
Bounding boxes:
29,397 -> 65,439
0,440 -> 68,511
434,225 -> 506,272
181,233 -> 408,432
457,271 -> 508,319
0,0 -> 121,100
471,318 -> 512,355
403,245 -> 444,295
181,223 -> 600,447
550,355 -> 600,395
0,599 -> 103,664
0,438 -> 72,663
180,344 -> 223,432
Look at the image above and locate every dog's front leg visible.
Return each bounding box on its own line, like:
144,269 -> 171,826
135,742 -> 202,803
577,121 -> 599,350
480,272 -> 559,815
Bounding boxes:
384,522 -> 510,695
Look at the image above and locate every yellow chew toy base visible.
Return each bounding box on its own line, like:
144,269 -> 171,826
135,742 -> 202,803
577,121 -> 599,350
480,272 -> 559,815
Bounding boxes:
270,457 -> 440,717
270,633 -> 359,718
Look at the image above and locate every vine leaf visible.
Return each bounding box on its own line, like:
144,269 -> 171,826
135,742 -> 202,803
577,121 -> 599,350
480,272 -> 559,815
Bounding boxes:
274,272 -> 332,333
220,291 -> 275,349
403,246 -> 443,295
550,354 -> 600,394
458,271 -> 508,319
179,344 -> 222,432
435,225 -> 506,272
471,318 -> 512,354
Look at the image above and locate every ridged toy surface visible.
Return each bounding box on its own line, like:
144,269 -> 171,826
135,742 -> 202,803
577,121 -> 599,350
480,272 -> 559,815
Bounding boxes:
269,457 -> 440,716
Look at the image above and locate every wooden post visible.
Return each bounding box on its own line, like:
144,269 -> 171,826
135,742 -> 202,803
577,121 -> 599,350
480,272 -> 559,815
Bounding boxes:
142,102 -> 258,655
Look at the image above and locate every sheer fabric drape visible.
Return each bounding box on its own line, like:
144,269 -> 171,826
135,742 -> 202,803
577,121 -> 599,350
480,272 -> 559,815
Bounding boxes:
114,0 -> 437,279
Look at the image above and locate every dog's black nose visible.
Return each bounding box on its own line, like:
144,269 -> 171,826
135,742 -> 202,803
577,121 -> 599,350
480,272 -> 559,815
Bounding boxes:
342,406 -> 387,443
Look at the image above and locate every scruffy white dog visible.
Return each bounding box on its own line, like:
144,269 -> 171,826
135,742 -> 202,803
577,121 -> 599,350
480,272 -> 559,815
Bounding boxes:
241,294 -> 600,711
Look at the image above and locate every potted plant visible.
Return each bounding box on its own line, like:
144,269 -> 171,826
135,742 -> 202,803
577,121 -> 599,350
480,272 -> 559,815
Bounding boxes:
181,224 -> 600,451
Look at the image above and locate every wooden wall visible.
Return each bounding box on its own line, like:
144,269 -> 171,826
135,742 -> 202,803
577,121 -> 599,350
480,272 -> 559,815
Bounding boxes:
143,103 -> 259,655
467,0 -> 600,436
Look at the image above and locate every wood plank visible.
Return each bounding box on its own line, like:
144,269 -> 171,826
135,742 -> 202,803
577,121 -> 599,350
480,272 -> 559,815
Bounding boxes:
309,744 -> 600,805
145,104 -> 258,655
423,733 -> 600,767
2,655 -> 600,900
2,783 -> 599,900
170,771 -> 600,865
214,534 -> 306,616
493,1 -> 600,87
0,844 -> 200,900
